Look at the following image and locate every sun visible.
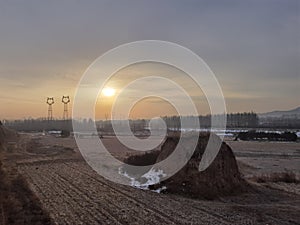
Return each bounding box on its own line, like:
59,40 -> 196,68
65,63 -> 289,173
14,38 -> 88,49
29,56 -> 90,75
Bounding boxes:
102,87 -> 116,97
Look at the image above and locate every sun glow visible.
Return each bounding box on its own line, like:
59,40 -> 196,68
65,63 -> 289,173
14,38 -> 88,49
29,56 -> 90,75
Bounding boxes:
102,87 -> 116,97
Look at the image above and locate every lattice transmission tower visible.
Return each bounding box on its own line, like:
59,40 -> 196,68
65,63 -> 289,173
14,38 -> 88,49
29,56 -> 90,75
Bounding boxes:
62,96 -> 71,120
46,97 -> 55,121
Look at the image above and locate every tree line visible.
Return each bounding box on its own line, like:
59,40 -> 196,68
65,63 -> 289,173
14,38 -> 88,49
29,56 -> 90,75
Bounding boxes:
3,112 -> 300,132
162,112 -> 259,130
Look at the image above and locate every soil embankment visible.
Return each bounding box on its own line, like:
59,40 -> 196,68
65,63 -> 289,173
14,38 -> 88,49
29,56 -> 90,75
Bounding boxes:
0,124 -> 53,225
125,133 -> 248,199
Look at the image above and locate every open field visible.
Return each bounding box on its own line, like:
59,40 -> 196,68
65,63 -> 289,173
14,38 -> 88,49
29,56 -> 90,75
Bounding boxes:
227,140 -> 300,177
3,133 -> 300,224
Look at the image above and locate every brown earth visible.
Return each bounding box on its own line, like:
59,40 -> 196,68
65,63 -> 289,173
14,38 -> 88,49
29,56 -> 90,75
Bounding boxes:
124,133 -> 248,199
1,130 -> 300,224
0,125 -> 53,225
0,125 -> 18,149
153,133 -> 249,199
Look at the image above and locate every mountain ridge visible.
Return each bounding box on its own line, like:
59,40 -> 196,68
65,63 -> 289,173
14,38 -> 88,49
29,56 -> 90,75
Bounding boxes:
259,106 -> 300,118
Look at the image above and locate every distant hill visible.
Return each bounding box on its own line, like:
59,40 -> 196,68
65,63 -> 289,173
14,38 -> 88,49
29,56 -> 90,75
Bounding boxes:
259,106 -> 300,118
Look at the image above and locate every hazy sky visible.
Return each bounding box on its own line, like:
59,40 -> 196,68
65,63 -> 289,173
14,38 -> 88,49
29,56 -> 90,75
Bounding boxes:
0,0 -> 299,119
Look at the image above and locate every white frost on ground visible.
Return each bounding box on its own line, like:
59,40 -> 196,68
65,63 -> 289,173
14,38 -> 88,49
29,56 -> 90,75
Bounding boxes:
119,167 -> 167,193
152,186 -> 167,193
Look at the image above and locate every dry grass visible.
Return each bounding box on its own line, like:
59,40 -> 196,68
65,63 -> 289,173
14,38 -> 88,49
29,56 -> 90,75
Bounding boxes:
250,171 -> 299,184
0,161 -> 53,225
0,126 -> 53,225
124,150 -> 160,166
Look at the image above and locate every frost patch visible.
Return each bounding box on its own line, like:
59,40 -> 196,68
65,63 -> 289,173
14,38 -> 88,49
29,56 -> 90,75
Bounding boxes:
119,167 -> 167,193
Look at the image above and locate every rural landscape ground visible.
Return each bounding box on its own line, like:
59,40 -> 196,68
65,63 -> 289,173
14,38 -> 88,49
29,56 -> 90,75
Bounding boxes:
1,129 -> 299,225
0,1 -> 299,224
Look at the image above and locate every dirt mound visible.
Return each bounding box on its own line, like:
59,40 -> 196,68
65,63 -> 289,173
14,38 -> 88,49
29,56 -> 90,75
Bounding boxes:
0,123 -> 18,150
0,124 -> 5,148
0,124 -> 52,224
154,133 -> 248,199
124,132 -> 248,199
0,171 -> 53,225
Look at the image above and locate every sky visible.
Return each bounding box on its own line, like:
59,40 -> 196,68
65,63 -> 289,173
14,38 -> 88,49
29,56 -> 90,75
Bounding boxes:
0,0 -> 299,119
